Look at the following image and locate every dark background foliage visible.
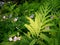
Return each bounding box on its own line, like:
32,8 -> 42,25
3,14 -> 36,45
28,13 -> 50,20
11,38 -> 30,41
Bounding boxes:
0,0 -> 41,4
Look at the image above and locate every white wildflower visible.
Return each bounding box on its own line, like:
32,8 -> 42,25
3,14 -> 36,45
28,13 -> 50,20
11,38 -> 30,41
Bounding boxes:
1,2 -> 4,4
3,16 -> 6,19
30,14 -> 34,18
8,37 -> 13,41
0,1 -> 4,6
17,37 -> 21,40
13,36 -> 17,42
14,18 -> 18,22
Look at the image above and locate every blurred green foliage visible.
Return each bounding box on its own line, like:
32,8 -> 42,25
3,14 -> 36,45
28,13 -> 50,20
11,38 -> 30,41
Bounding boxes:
0,0 -> 60,45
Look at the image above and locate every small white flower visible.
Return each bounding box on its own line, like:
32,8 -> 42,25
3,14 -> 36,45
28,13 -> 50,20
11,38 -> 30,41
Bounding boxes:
30,14 -> 34,18
17,37 -> 21,40
3,16 -> 6,19
2,2 -> 4,4
8,37 -> 13,41
0,1 -> 4,6
14,18 -> 18,22
13,36 -> 17,42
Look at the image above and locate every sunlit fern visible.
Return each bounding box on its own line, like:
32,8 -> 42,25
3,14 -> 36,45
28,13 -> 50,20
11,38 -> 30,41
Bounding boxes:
24,0 -> 57,45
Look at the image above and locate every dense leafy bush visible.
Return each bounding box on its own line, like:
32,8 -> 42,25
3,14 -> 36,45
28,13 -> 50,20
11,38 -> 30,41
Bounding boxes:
0,0 -> 60,45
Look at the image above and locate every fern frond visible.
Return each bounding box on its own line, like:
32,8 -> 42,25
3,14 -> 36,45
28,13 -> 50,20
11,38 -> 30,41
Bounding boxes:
41,23 -> 54,29
42,29 -> 57,33
24,0 -> 56,44
42,15 -> 51,22
40,33 -> 50,44
42,19 -> 53,26
39,1 -> 52,17
25,24 -> 36,36
29,39 -> 37,45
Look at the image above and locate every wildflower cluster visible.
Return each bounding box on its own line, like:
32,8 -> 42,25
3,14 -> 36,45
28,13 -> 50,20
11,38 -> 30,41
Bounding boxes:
8,36 -> 21,42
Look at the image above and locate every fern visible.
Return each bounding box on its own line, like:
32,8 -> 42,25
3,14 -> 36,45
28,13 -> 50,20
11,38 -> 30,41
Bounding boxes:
24,0 -> 59,45
25,12 -> 53,37
25,9 -> 53,45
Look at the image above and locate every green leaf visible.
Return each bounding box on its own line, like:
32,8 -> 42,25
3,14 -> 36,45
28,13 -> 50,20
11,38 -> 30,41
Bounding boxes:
42,29 -> 57,33
40,33 -> 50,44
25,24 -> 36,36
29,39 -> 37,45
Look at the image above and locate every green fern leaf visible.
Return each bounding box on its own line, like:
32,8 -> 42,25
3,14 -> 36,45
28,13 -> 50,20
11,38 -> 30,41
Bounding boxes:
29,39 -> 37,45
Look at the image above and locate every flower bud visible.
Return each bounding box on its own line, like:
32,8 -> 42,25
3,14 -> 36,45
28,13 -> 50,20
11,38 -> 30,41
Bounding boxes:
8,37 -> 13,41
